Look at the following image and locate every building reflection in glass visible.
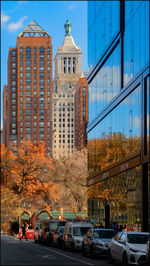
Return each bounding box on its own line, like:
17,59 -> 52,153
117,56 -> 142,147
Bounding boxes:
88,166 -> 142,230
88,85 -> 141,174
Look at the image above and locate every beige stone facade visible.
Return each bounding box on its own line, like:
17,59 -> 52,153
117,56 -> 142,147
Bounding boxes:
52,22 -> 82,159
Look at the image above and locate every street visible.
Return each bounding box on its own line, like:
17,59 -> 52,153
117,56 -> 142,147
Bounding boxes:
1,234 -> 110,266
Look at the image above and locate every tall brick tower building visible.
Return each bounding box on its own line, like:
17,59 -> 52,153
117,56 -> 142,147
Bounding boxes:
5,20 -> 53,155
75,77 -> 88,150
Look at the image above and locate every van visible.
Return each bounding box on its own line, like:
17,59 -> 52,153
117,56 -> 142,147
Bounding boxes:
63,221 -> 93,251
34,219 -> 46,243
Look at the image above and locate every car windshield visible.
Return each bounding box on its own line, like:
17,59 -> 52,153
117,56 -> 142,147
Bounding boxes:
127,234 -> 149,244
73,227 -> 91,236
93,230 -> 116,239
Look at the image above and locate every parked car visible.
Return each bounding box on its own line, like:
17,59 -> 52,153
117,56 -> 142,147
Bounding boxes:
34,219 -> 46,243
53,226 -> 65,248
146,239 -> 150,264
63,221 -> 93,251
82,228 -> 116,257
41,220 -> 67,246
108,231 -> 149,265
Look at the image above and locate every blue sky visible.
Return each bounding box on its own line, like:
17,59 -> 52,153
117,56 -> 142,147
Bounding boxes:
1,0 -> 87,127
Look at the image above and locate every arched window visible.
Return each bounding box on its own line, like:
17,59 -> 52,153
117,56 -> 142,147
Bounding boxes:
20,47 -> 23,54
11,50 -> 16,56
26,47 -> 31,53
39,47 -> 45,53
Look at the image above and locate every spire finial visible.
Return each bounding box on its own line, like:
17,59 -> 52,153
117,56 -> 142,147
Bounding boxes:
64,20 -> 71,36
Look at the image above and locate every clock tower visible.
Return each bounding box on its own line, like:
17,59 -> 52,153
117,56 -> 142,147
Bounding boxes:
53,20 -> 82,159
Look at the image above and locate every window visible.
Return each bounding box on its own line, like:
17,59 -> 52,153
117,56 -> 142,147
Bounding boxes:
47,61 -> 50,65
26,85 -> 31,90
39,54 -> 45,59
20,47 -> 23,53
40,79 -> 45,83
39,47 -> 45,53
39,97 -> 44,102
40,91 -> 45,96
20,67 -> 23,72
39,61 -> 45,65
12,75 -> 16,80
26,79 -> 31,84
26,128 -> 31,133
48,67 -> 50,71
26,47 -> 31,53
26,73 -> 31,78
26,97 -> 31,102
34,67 -> 37,71
12,117 -> 16,122
12,69 -> 16,74
40,67 -> 45,71
12,81 -> 16,86
47,47 -> 50,53
39,103 -> 45,108
11,50 -> 16,56
34,47 -> 36,53
26,66 -> 31,71
34,54 -> 36,59
26,122 -> 31,127
12,63 -> 16,68
26,116 -> 31,121
40,85 -> 45,90
39,116 -> 44,121
12,57 -> 16,62
40,122 -> 45,127
26,103 -> 31,108
20,54 -> 23,59
12,111 -> 16,116
12,129 -> 16,134
20,61 -> 23,66
26,54 -> 31,59
20,79 -> 23,84
12,105 -> 16,110
40,72 -> 45,78
26,91 -> 31,96
12,99 -> 16,104
26,60 -> 31,65
12,93 -> 16,98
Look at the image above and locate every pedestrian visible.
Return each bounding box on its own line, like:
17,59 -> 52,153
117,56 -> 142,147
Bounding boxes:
20,223 -> 28,241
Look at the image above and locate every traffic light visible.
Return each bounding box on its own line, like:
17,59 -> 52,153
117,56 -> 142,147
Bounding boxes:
72,207 -> 76,214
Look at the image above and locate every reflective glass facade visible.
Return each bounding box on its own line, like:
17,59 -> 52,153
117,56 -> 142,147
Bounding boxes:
87,1 -> 150,231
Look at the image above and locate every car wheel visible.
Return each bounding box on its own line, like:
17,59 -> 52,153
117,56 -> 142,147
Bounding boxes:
108,248 -> 114,264
122,252 -> 128,265
90,246 -> 95,259
71,242 -> 75,252
62,241 -> 66,250
82,243 -> 86,256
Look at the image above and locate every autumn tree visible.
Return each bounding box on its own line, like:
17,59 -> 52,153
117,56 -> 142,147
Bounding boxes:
52,148 -> 88,212
1,141 -> 57,231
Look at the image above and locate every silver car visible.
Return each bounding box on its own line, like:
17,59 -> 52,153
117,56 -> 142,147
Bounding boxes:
82,228 -> 116,258
108,231 -> 149,265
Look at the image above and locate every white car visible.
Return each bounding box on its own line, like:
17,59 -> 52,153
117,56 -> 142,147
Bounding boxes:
108,231 -> 149,265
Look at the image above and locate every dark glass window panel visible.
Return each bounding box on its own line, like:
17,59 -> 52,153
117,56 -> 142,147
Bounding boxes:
88,85 -> 141,172
39,61 -> 45,65
124,1 -> 149,86
26,54 -> 31,59
26,47 -> 31,53
26,61 -> 31,66
89,43 -> 121,123
34,47 -> 36,53
88,1 -> 120,69
11,50 -> 16,56
146,77 -> 150,154
39,47 -> 45,53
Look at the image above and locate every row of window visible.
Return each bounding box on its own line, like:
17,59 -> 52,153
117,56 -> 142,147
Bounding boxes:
19,73 -> 50,78
54,124 -> 74,127
19,60 -> 50,66
54,139 -> 74,143
54,118 -> 74,122
19,54 -> 50,60
12,121 -> 50,127
18,66 -> 50,72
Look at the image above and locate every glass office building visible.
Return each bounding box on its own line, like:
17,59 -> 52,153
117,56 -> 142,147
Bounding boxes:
87,1 -> 150,231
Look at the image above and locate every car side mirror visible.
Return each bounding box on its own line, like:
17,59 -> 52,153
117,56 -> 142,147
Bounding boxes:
119,238 -> 125,244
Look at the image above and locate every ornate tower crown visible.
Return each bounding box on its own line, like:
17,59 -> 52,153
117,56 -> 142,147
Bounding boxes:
64,20 -> 72,36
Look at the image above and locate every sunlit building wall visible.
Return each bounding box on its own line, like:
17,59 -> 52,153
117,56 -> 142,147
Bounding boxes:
87,1 -> 150,231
